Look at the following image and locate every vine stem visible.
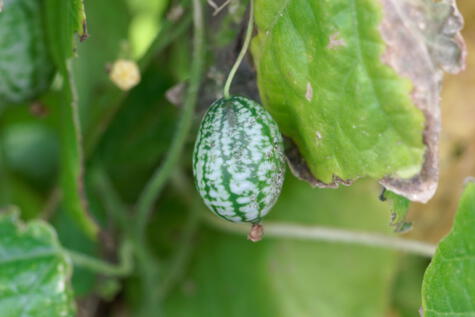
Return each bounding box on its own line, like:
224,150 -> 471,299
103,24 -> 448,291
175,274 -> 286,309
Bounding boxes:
135,0 -> 205,246
223,0 -> 254,98
203,213 -> 436,257
65,241 -> 134,277
157,201 -> 200,300
91,165 -> 160,317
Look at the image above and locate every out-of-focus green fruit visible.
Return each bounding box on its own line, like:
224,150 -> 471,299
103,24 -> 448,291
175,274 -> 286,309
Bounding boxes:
0,0 -> 55,105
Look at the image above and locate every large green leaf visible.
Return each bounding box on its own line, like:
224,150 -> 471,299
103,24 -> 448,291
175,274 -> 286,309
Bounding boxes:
164,176 -> 397,316
421,180 -> 475,316
0,210 -> 75,317
251,0 -> 464,192
251,0 -> 425,184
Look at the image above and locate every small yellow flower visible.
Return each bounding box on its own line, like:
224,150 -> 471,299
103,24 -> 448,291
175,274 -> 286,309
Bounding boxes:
109,59 -> 140,91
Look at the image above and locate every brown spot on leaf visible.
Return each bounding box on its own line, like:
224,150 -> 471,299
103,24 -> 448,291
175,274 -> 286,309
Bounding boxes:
305,82 -> 313,101
327,31 -> 346,49
30,101 -> 49,117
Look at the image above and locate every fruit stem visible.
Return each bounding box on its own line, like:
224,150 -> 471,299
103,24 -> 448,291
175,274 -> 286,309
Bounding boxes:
223,0 -> 254,99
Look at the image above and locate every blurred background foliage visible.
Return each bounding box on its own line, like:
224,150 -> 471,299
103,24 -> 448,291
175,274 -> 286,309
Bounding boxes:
0,0 -> 473,316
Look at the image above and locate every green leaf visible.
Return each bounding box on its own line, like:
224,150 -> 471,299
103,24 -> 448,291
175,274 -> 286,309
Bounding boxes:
44,0 -> 98,239
421,180 -> 475,316
127,0 -> 169,59
251,0 -> 426,183
164,177 -> 397,316
0,210 -> 75,317
381,189 -> 412,233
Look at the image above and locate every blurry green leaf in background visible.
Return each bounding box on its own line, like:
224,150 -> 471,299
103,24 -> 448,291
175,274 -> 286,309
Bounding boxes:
163,176 -> 398,317
127,0 -> 169,59
422,179 -> 475,316
0,210 -> 75,317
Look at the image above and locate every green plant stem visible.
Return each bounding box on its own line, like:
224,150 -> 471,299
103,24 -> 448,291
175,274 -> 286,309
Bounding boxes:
168,170 -> 435,258
65,241 -> 134,277
135,0 -> 205,246
157,172 -> 201,300
134,2 -> 205,315
178,175 -> 435,257
91,165 -> 160,317
202,212 -> 436,257
59,61 -> 99,240
223,0 -> 254,98
157,209 -> 199,300
91,166 -> 157,280
40,188 -> 61,220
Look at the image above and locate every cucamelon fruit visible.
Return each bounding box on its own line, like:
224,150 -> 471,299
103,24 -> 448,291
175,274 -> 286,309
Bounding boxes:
193,96 -> 286,225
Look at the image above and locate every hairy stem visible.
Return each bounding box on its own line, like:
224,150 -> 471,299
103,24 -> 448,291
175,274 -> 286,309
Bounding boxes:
59,61 -> 98,239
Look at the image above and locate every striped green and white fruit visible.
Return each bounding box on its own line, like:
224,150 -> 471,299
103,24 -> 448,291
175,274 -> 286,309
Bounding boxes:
193,96 -> 285,223
0,0 -> 54,105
